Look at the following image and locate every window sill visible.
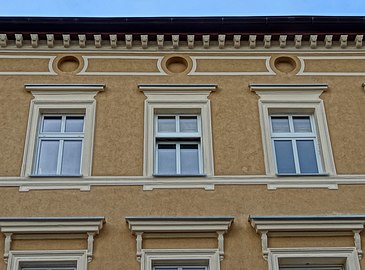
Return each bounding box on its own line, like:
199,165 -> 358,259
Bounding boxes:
28,174 -> 83,178
153,174 -> 207,177
276,173 -> 329,177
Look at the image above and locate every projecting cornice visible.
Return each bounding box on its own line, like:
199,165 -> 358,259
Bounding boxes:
249,215 -> 365,260
0,217 -> 105,263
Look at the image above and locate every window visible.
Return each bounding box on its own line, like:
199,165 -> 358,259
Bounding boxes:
22,84 -> 105,177
249,84 -> 336,176
138,84 -> 216,177
35,115 -> 85,176
155,115 -> 202,175
270,115 -> 322,175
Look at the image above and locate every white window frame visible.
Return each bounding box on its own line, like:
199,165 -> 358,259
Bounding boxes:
21,84 -> 105,177
141,249 -> 220,270
34,114 -> 85,176
7,250 -> 88,270
268,248 -> 360,270
270,114 -> 323,175
250,84 -> 336,176
139,84 -> 216,177
154,114 -> 203,175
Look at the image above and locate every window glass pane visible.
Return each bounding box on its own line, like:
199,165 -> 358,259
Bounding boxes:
37,140 -> 59,174
183,268 -> 206,270
293,116 -> 312,133
271,116 -> 290,133
158,116 -> 176,133
180,144 -> 199,174
61,140 -> 82,175
274,140 -> 296,174
296,140 -> 319,173
180,116 -> 198,133
42,116 -> 62,132
157,144 -> 176,174
65,116 -> 84,132
154,268 -> 178,270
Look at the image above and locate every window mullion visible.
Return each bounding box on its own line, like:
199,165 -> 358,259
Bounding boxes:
56,139 -> 64,175
176,143 -> 181,174
292,139 -> 301,173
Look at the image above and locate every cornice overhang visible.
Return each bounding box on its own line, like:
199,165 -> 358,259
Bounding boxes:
249,215 -> 365,260
126,216 -> 234,261
25,84 -> 106,92
249,84 -> 328,92
138,84 -> 217,92
0,217 -> 105,263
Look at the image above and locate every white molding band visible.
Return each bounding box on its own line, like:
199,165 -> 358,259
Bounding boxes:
0,217 -> 105,263
126,216 -> 234,261
3,174 -> 365,191
249,215 -> 365,260
7,250 -> 89,270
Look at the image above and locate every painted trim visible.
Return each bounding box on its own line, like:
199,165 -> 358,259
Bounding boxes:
78,55 -> 167,76
0,55 -> 56,75
298,56 -> 365,76
7,250 -> 88,270
188,56 -> 275,76
25,84 -> 105,91
268,248 -> 360,270
3,174 -> 365,192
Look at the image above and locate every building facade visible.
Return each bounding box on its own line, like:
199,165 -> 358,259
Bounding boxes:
0,16 -> 365,270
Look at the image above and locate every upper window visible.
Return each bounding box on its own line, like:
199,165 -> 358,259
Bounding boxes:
270,114 -> 322,175
35,115 -> 85,176
138,84 -> 217,177
249,84 -> 336,176
155,115 -> 202,175
22,84 -> 105,177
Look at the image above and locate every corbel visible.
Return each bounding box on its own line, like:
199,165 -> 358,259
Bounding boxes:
218,34 -> 226,49
264,35 -> 271,48
355,35 -> 363,49
310,35 -> 318,49
15,34 -> 23,48
249,35 -> 256,49
217,231 -> 225,261
78,34 -> 86,48
353,230 -> 363,260
3,233 -> 12,264
279,35 -> 287,48
46,34 -> 54,48
187,35 -> 194,49
340,35 -> 348,48
94,34 -> 102,48
136,232 -> 143,262
157,35 -> 164,49
141,35 -> 148,49
261,230 -> 269,261
294,35 -> 302,48
30,34 -> 38,48
0,34 -> 7,48
62,34 -> 70,48
109,34 -> 117,48
233,35 -> 241,48
203,35 -> 210,49
125,34 -> 133,49
172,35 -> 179,49
87,232 -> 95,262
325,35 -> 333,48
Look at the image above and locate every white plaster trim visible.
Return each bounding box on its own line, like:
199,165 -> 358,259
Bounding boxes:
298,56 -> 365,76
126,217 -> 233,261
4,174 -> 365,191
7,250 -> 88,270
21,85 -> 104,177
78,55 -> 167,76
268,248 -> 360,270
250,85 -> 336,177
0,55 -> 56,75
0,218 -> 104,263
250,216 -> 365,261
141,249 -> 220,270
139,85 -> 216,177
188,56 -> 275,75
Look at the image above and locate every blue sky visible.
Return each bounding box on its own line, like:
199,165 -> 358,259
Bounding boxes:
1,0 -> 365,17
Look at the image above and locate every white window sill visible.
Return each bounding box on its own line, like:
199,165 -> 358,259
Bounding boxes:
28,174 -> 83,178
153,174 -> 207,177
276,173 -> 330,177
